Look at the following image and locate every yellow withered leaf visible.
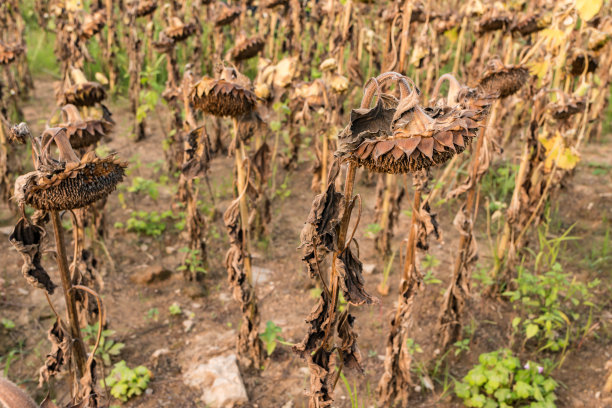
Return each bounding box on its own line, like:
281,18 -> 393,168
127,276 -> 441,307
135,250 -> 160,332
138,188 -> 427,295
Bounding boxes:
575,0 -> 602,22
539,132 -> 580,171
540,28 -> 566,49
529,59 -> 550,79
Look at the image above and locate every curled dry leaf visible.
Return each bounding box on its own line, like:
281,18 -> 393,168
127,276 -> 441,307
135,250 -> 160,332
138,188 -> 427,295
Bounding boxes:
336,311 -> 363,372
416,202 -> 441,250
39,320 -> 71,386
299,162 -> 344,278
181,126 -> 212,179
335,247 -> 378,306
9,217 -> 56,294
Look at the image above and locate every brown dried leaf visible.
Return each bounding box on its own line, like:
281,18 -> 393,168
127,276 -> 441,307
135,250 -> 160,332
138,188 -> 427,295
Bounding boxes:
9,218 -> 56,294
335,248 -> 378,306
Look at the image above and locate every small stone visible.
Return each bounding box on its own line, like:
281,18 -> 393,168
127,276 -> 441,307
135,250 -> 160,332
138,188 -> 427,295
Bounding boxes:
252,266 -> 273,284
129,265 -> 171,285
183,283 -> 207,299
183,319 -> 195,332
183,354 -> 248,408
145,388 -> 153,395
150,348 -> 170,365
17,288 -> 28,296
363,264 -> 377,274
281,401 -> 294,408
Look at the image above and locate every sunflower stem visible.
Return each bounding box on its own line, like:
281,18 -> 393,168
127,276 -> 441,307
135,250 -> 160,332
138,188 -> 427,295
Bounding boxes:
50,210 -> 88,378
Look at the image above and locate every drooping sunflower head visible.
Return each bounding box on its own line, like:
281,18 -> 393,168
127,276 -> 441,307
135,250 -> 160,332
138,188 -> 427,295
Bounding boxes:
14,128 -> 126,211
190,66 -> 257,118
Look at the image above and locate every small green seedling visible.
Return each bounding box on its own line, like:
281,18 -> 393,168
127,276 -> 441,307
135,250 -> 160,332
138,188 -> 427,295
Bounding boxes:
454,349 -> 557,408
169,303 -> 182,316
259,321 -> 293,356
104,360 -> 151,402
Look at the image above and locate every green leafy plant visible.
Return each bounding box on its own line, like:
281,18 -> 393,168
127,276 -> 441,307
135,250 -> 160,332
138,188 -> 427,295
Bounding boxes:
505,262 -> 597,352
1,318 -> 15,330
115,210 -> 175,237
259,321 -> 292,356
169,302 -> 182,316
126,176 -> 159,201
454,349 -> 557,408
104,361 -> 151,402
146,308 -> 159,321
504,225 -> 597,352
422,254 -> 442,285
82,323 -> 125,366
177,247 -> 207,277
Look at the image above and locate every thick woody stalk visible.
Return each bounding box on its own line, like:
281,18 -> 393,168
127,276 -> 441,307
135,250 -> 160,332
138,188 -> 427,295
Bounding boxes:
51,211 -> 88,377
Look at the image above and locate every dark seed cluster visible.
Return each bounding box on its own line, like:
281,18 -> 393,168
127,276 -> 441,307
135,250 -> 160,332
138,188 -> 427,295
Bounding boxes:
24,158 -> 126,211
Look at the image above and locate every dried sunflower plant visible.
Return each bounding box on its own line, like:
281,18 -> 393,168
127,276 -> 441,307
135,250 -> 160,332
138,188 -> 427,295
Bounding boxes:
9,125 -> 126,407
190,64 -> 265,370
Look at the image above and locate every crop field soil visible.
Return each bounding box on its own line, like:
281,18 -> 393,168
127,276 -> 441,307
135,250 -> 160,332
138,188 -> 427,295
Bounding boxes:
0,1 -> 612,408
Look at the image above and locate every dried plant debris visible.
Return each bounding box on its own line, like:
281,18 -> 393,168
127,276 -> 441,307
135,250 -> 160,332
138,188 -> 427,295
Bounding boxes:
80,10 -> 106,40
9,217 -> 56,294
478,59 -> 529,98
549,95 -> 585,120
567,50 -> 598,76
7,122 -> 30,144
14,128 -> 126,211
0,41 -> 24,65
181,126 -> 212,179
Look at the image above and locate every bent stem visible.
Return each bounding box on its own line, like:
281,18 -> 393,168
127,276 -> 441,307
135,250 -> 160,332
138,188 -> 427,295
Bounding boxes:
51,210 -> 88,377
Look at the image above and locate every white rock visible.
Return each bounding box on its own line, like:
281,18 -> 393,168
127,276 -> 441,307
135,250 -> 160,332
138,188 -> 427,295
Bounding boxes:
183,319 -> 195,332
252,266 -> 273,284
281,401 -> 294,408
363,264 -> 377,274
183,354 -> 248,408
